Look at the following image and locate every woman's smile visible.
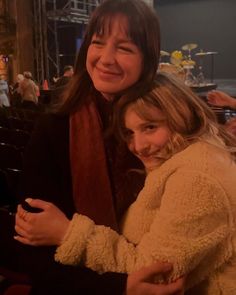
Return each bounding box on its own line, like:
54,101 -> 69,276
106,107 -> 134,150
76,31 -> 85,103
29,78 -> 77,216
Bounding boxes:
95,66 -> 122,80
86,14 -> 143,99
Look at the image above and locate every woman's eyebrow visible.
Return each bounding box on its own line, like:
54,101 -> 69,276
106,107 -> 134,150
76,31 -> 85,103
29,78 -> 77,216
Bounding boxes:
116,38 -> 133,44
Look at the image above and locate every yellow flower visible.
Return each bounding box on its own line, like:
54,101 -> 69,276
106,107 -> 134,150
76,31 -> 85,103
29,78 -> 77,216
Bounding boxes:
170,51 -> 183,65
171,50 -> 183,60
181,59 -> 196,66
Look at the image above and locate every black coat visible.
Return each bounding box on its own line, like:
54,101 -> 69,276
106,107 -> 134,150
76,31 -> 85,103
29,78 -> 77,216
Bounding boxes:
2,114 -> 127,295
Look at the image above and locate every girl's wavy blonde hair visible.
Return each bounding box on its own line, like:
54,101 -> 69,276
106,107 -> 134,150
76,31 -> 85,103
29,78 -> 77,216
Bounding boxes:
113,72 -> 236,164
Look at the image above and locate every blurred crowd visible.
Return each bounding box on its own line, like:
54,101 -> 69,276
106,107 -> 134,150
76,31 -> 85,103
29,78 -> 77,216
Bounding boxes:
0,65 -> 74,111
0,72 -> 39,110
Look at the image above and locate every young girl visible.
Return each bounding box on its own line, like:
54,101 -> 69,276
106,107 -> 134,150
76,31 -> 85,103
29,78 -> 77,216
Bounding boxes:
16,72 -> 236,294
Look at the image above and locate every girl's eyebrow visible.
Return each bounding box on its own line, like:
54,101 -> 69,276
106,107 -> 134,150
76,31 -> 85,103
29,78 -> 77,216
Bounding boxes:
139,119 -> 166,125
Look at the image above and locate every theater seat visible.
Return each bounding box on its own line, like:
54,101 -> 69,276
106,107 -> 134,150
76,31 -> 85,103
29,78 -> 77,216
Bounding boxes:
3,284 -> 31,295
0,266 -> 31,295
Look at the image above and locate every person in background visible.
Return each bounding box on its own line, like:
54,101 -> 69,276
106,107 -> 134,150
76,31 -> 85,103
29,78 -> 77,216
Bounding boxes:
0,74 -> 10,107
19,71 -> 39,109
224,117 -> 236,136
10,74 -> 24,107
51,65 -> 74,105
207,90 -> 236,136
54,65 -> 74,88
207,90 -> 236,109
16,72 -> 236,295
1,0 -> 184,294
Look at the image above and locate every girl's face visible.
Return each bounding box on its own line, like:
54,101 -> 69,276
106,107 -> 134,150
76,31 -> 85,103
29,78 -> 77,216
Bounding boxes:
124,104 -> 171,170
86,14 -> 143,100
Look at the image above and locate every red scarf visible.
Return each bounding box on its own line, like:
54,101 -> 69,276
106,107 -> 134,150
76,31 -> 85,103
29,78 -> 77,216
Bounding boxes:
69,100 -> 118,230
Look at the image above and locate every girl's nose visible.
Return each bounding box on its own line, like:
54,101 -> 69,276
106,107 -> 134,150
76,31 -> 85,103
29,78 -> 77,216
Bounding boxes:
133,135 -> 149,156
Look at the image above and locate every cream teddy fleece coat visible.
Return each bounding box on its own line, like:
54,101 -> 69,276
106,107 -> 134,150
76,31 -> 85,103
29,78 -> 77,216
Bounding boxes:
55,139 -> 236,294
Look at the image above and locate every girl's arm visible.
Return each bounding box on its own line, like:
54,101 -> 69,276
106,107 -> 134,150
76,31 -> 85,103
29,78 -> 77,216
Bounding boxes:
55,169 -> 233,288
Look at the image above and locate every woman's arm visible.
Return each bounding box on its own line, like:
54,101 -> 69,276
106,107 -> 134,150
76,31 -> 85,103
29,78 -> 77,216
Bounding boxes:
127,263 -> 185,295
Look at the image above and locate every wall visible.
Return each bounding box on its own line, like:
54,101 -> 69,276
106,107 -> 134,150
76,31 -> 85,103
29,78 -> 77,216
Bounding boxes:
143,0 -> 154,6
15,0 -> 34,78
155,0 -> 236,79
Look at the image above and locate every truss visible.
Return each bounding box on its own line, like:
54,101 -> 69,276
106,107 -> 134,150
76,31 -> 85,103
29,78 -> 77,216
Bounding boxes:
33,0 -> 100,86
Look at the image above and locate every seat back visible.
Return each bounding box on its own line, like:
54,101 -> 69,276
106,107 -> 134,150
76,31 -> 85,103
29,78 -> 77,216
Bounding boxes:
0,169 -> 12,206
0,143 -> 23,170
9,129 -> 30,149
0,127 -> 11,144
3,284 -> 31,295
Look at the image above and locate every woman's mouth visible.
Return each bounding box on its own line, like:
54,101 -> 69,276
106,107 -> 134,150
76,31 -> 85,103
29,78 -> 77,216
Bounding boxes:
96,67 -> 121,79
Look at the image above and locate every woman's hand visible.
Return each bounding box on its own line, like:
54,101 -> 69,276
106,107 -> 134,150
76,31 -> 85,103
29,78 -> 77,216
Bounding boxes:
14,198 -> 70,246
127,262 -> 185,295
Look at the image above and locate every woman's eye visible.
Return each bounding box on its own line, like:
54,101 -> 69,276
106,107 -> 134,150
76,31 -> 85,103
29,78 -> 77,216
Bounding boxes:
117,44 -> 134,53
91,39 -> 103,46
117,46 -> 134,53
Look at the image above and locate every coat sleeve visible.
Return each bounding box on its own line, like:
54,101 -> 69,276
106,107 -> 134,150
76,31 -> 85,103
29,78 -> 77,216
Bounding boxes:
55,168 -> 234,287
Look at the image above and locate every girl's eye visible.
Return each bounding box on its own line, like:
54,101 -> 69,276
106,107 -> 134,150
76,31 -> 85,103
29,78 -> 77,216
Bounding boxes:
145,124 -> 157,131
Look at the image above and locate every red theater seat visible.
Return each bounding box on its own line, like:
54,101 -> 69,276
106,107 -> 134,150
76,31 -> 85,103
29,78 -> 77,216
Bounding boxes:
3,284 -> 31,295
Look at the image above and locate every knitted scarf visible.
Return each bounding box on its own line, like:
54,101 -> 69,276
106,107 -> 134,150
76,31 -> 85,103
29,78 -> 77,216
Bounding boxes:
69,100 -> 118,230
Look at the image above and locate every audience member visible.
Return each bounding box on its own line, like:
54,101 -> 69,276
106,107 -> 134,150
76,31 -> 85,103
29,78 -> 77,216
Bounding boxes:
0,74 -> 10,107
1,1 -> 184,295
54,65 -> 74,88
207,90 -> 236,109
207,90 -> 236,136
225,117 -> 236,136
19,71 -> 39,109
16,72 -> 236,295
51,65 -> 74,106
10,74 -> 24,107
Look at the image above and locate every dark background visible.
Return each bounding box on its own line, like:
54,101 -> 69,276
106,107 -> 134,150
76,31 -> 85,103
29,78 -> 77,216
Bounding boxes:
154,0 -> 236,79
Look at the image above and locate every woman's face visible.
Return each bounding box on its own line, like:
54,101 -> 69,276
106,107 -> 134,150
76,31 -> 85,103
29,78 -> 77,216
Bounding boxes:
124,104 -> 171,170
86,14 -> 143,100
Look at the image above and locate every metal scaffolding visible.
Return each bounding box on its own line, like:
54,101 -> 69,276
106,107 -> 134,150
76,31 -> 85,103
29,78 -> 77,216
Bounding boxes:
33,0 -> 100,86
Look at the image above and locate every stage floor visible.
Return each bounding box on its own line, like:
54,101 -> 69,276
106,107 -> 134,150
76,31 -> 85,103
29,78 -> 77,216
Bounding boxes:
214,79 -> 236,97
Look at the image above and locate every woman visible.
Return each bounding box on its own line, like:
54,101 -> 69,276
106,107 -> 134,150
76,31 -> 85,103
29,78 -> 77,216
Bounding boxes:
16,73 -> 236,294
7,0 -> 184,294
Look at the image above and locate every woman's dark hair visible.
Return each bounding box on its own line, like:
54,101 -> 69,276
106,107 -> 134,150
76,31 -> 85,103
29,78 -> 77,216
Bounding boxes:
57,0 -> 160,114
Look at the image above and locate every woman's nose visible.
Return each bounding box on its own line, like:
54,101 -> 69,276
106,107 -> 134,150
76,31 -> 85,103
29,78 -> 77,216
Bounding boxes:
99,45 -> 116,65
